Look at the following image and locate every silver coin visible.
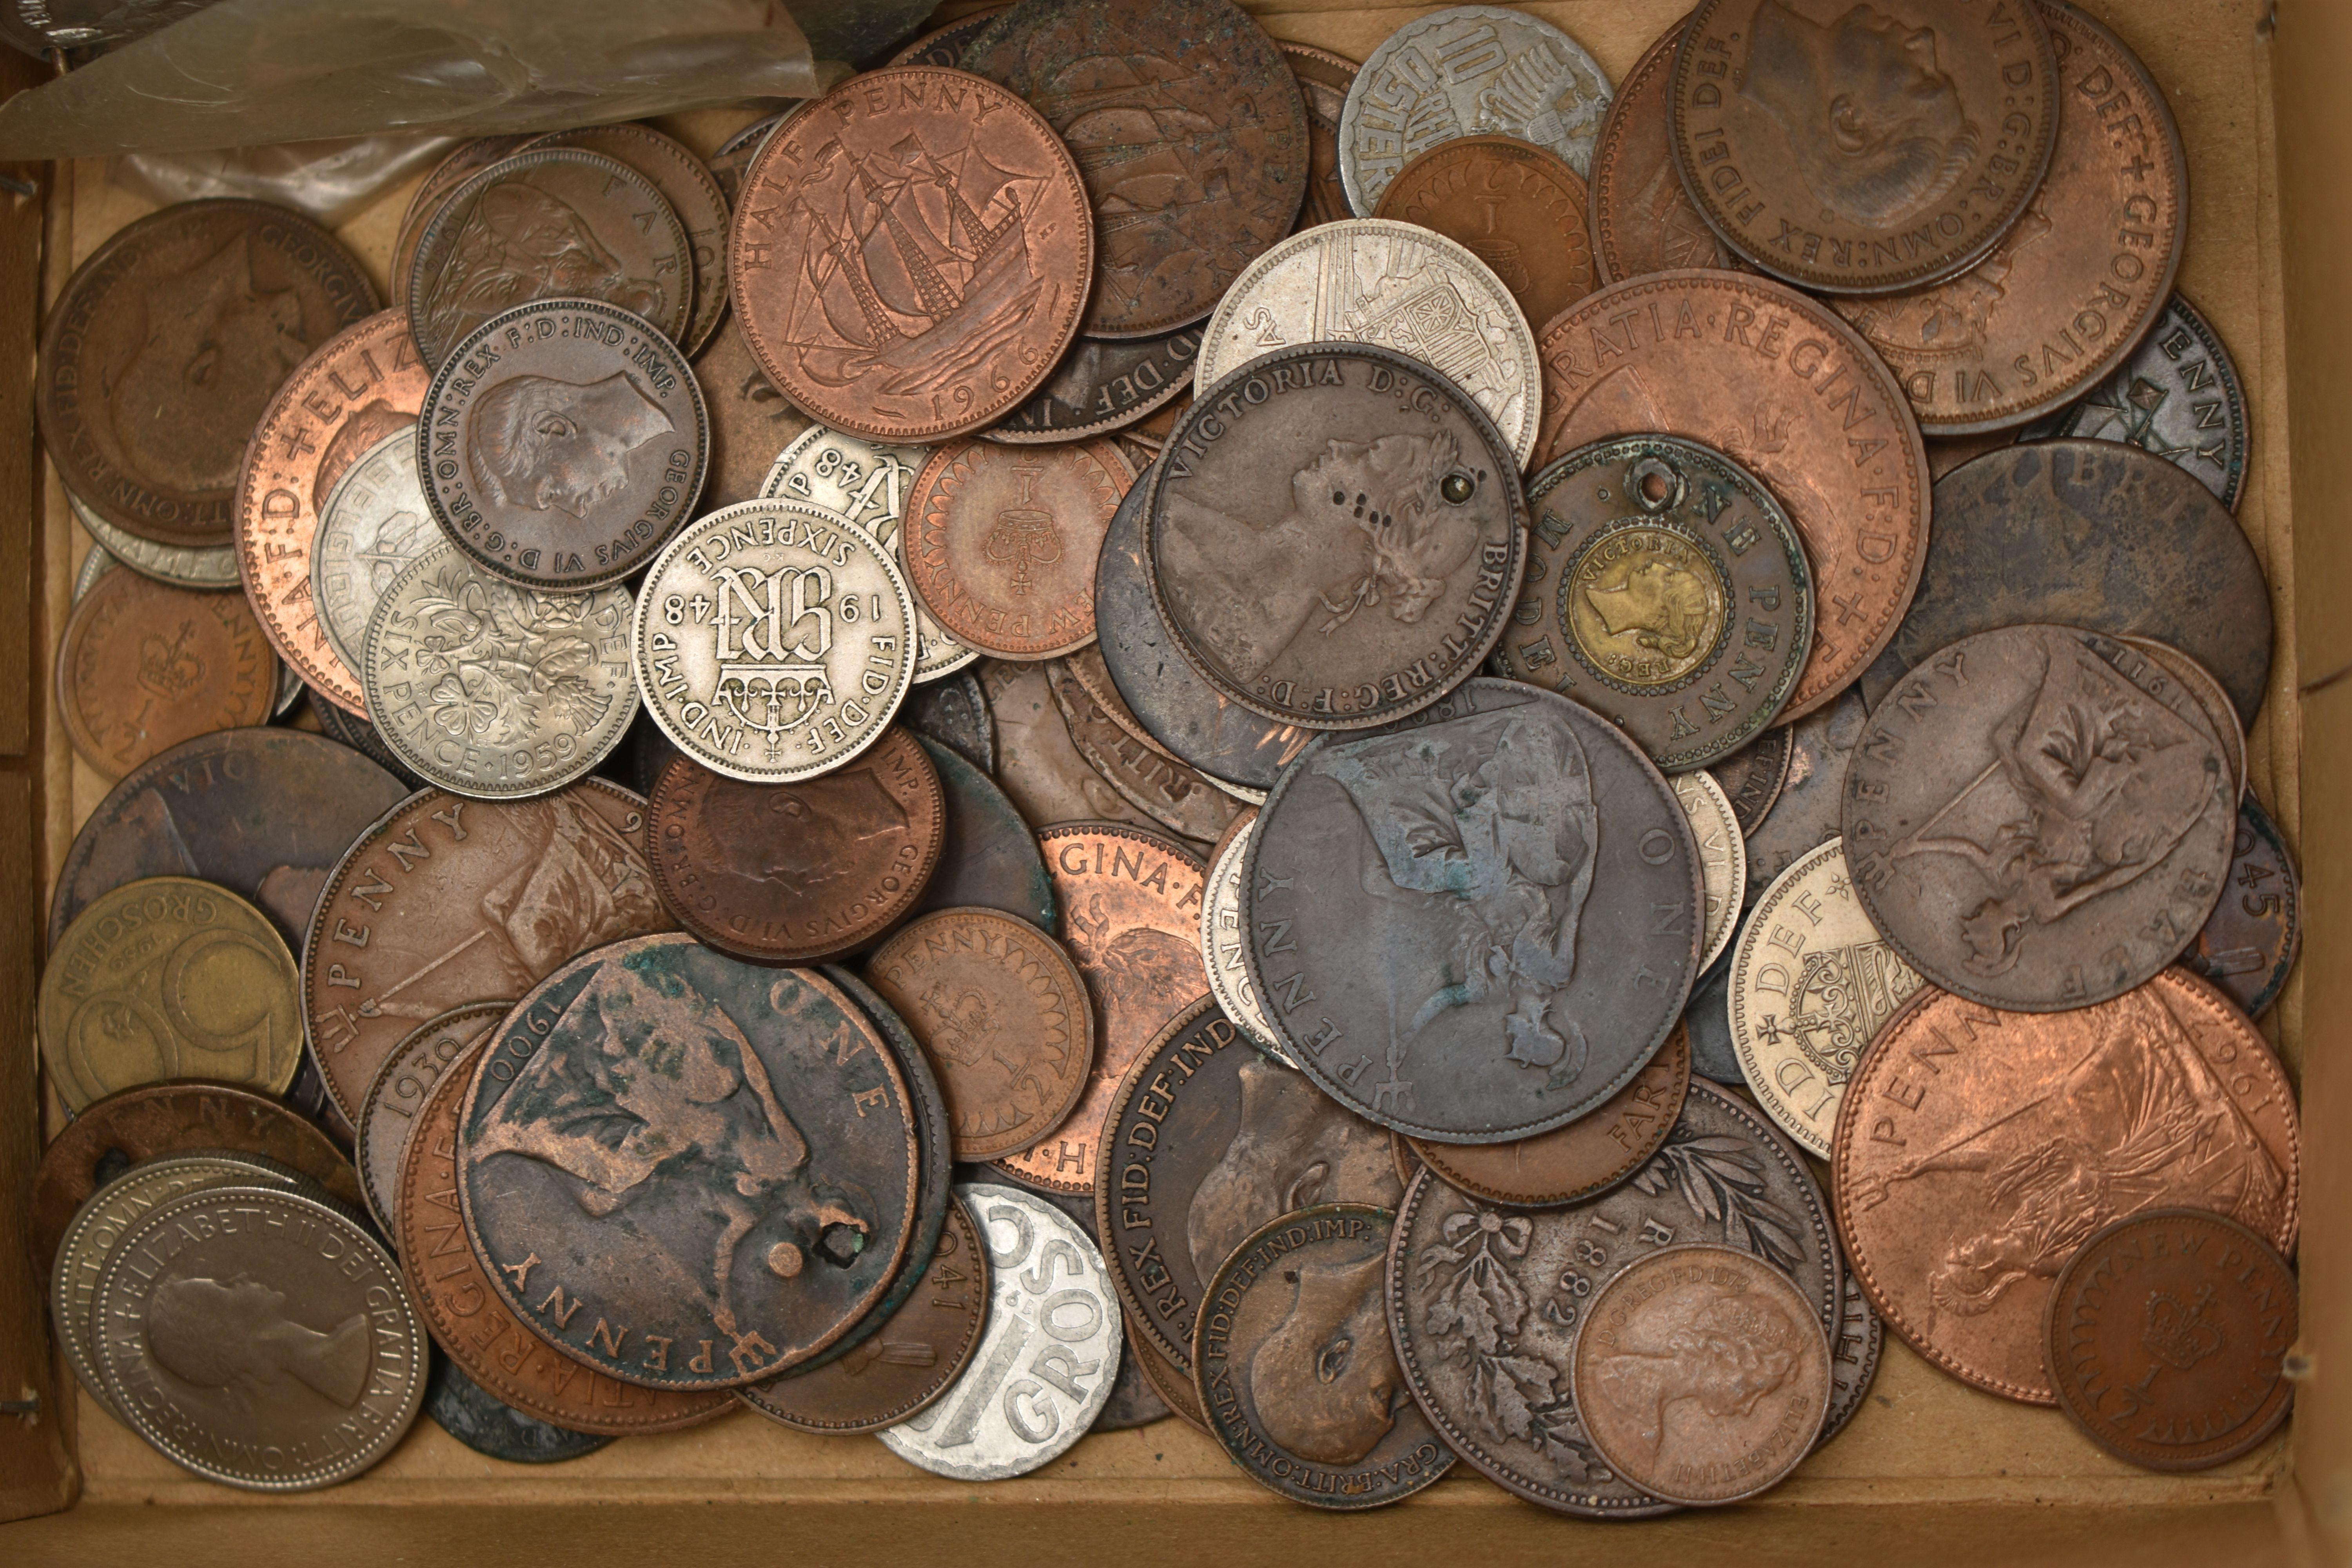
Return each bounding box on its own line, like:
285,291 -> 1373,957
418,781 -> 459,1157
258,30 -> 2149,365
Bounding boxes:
878,1183 -> 1122,1480
362,540 -> 639,799
312,425 -> 439,675
70,488 -> 240,591
1339,6 -> 1612,213
1194,219 -> 1539,468
2016,293 -> 2248,511
632,499 -> 916,784
1674,769 -> 1746,973
71,541 -> 111,604
1199,818 -> 1291,1065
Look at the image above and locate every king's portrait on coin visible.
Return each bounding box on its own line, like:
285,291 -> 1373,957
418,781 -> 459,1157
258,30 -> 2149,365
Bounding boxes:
1188,1056 -> 1398,1287
117,236 -> 309,494
1248,1244 -> 1400,1465
146,1274 -> 371,1408
467,371 -> 677,519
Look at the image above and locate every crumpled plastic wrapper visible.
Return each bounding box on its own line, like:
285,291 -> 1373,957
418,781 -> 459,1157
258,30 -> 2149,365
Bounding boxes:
111,134 -> 458,225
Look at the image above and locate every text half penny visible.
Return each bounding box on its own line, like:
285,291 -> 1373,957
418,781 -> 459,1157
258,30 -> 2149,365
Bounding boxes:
40,199 -> 378,548
1669,0 -> 2058,296
356,1000 -> 509,1237
1832,969 -> 2299,1405
1046,657 -> 1243,843
1372,135 -> 1598,334
2188,797 -> 2301,1020
905,438 -> 1130,661
1535,271 -> 1930,722
693,314 -> 811,510
524,123 -> 733,355
730,68 -> 1093,443
908,735 -> 1056,931
866,908 -> 1096,1161
58,572 -> 278,779
1280,42 -> 1357,234
2018,293 -> 2248,511
1589,15 -> 1739,284
984,326 -> 1204,444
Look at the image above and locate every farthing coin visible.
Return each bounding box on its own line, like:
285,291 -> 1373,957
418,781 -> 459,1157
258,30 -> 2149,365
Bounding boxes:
1488,434 -> 1813,769
462,944 -> 920,1389
1704,713 -> 1794,837
1199,814 -> 1287,1059
1833,970 -> 2298,1404
407,149 -> 692,371
354,1000 -> 509,1235
39,199 -> 377,548
1536,272 -> 1929,721
362,541 -> 639,798
2018,293 -> 2247,510
2188,798 -> 2302,1020
633,500 -> 917,784
1571,1244 -> 1830,1505
42,877 -> 302,1112
1833,2 -> 2183,432
419,298 -> 709,590
1386,1078 -> 1838,1517
1588,17 -> 1738,283
1846,624 -> 2234,1011
886,4 -> 1009,65
2124,635 -> 2247,804
1197,1203 -> 1451,1506
94,1185 -> 425,1490
730,68 -> 1092,442
1740,689 -> 1868,902
1151,345 -> 1528,732
70,489 -> 240,590
1674,770 -> 1747,972
909,735 -> 1057,931
1372,136 -> 1598,332
904,439 -> 1131,661
425,1357 -> 615,1464
1283,42 -> 1359,232
1244,678 -> 1700,1142
394,136 -> 540,297
960,0 -> 1309,338
985,327 -> 1205,444
1047,659 -> 1244,842
310,425 -> 438,674
523,123 -> 732,354
1668,0 -> 2057,296
1728,837 -> 1922,1161
880,1183 -> 1123,1476
694,314 -> 810,510
1341,6 -> 1611,209
1193,222 -> 1540,469
57,570 -> 278,780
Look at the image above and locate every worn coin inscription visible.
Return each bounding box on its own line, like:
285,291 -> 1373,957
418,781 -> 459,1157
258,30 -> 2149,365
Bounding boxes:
1374,136 -> 1597,332
58,568 -> 278,780
906,438 -> 1129,660
2188,799 -> 2301,1021
74,489 -> 240,592
988,328 -> 1203,444
355,1000 -> 508,1236
1048,657 -> 1244,841
1589,18 -> 1736,283
2019,294 -> 2247,510
524,123 -> 732,354
312,426 -> 437,674
1675,771 -> 1747,972
1200,816 -> 1283,1055
1710,724 -> 1794,838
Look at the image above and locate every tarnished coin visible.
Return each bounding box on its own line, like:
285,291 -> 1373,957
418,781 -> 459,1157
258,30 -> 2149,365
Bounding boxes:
42,877 -> 301,1113
236,309 -> 432,717
1245,679 -> 1700,1142
910,735 -> 1056,931
1823,1267 -> 1884,1448
632,500 -> 917,784
310,694 -> 426,791
986,328 -> 1205,444
2188,798 -> 2301,1020
1709,722 -> 1794,837
905,438 -> 1131,660
648,729 -> 944,962
961,0 -> 1310,338
58,570 -> 278,780
1857,442 -> 2273,723
1152,345 -> 1528,731
1684,946 -> 1742,1087
354,1000 -> 508,1236
1047,659 -> 1243,842
2125,636 -> 2246,804
1131,1321 -> 1211,1433
1200,815 -> 1285,1057
1833,970 -> 2298,1405
419,298 -> 709,591
1372,136 -> 1597,332
1193,222 -> 1540,469
1386,1079 -> 1838,1517
1833,1 -> 2183,432
303,780 -> 668,1125
1675,771 -> 1746,972
730,67 -> 1093,442
407,148 -> 691,371
311,426 -> 437,674
1669,0 -> 2058,296
902,671 -> 996,773
95,1184 -> 426,1490
2046,1208 -> 2297,1470
1588,17 -> 1737,283
394,136 -> 541,297
70,489 -> 240,591
693,315 -> 810,510
1537,272 -> 1929,721
524,123 -> 731,354
39,199 -> 377,548
1740,690 -> 1867,902
1729,837 -> 1921,1161
1489,434 -> 1813,770
2020,294 -> 2247,510
1406,1022 -> 1690,1210
981,659 -> 1192,842
880,1183 -> 1123,1476
1341,6 -> 1611,210
1846,624 -> 2234,1011
1572,1243 -> 1830,1506
994,824 -> 1210,1194
425,1357 -> 614,1465
867,907 -> 1096,1161
886,4 -> 1008,65
1283,43 -> 1358,232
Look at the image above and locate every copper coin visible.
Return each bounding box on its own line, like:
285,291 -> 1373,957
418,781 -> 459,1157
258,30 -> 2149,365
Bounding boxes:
866,907 -> 1096,1160
693,312 -> 811,510
2018,293 -> 2248,511
524,123 -> 733,354
707,109 -> 800,208
393,135 -> 539,300
1742,688 -> 1867,902
235,310 -> 432,717
886,5 -> 1009,65
905,437 -> 1130,659
1131,1321 -> 1211,1434
1408,1024 -> 1690,1209
1537,271 -> 1928,721
983,327 -> 1204,444
2045,1207 -> 2297,1470
310,690 -> 426,789
2125,635 -> 2246,804
1047,658 -> 1243,843
981,659 -> 1196,843
1373,135 -> 1598,333
1282,42 -> 1357,233
355,1000 -> 508,1236
1668,0 -> 2058,296
647,729 -> 945,962
993,824 -> 1211,1194
1117,387 -> 1190,473
909,734 -> 1058,931
1589,15 -> 1738,283
961,0 -> 1310,338
57,572 -> 277,779
302,780 -> 670,1126
396,1032 -> 734,1432
730,67 -> 1093,443
1833,2 -> 2184,432
2188,798 -> 2301,1020
1833,968 -> 2299,1405
1708,722 -> 1793,836
1061,641 -> 1178,761
38,199 -> 377,548
1823,1267 -> 1886,1448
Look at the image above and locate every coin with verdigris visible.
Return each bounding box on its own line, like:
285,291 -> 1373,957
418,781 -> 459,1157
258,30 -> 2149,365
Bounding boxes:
1200,815 -> 1287,1059
1372,136 -> 1597,332
523,123 -> 731,355
880,1183 -> 1123,1477
694,315 -> 809,510
985,327 -> 1204,444
2188,799 -> 2301,1020
905,438 -> 1131,660
58,569 -> 279,780
2018,294 -> 2247,510
1673,771 -> 1746,972
1283,42 -> 1357,232
426,1357 -> 614,1465
71,489 -> 239,590
902,672 -> 995,773
1588,17 -> 1737,284
632,500 -> 917,784
310,426 -> 436,673
1245,679 -> 1700,1142
354,1000 -> 508,1236
908,736 -> 1056,931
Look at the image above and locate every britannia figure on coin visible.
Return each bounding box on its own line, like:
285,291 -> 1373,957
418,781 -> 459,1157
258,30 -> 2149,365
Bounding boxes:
116,236 -> 310,493
1187,1056 -> 1399,1286
1247,1243 -> 1403,1465
467,372 -> 677,518
422,181 -> 669,352
146,1274 -> 372,1408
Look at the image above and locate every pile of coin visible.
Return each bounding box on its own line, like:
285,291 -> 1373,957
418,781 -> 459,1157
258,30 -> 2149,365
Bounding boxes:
33,0 -> 2299,1509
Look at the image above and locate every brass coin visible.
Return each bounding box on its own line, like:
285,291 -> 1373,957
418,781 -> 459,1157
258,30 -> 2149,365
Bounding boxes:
354,1000 -> 509,1237
57,569 -> 278,780
524,123 -> 732,354
904,438 -> 1132,661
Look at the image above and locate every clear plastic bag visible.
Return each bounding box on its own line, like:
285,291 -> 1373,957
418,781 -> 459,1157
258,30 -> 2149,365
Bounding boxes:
109,135 -> 457,225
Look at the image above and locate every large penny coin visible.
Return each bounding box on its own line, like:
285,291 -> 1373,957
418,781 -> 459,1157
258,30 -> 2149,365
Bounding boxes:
1372,136 -> 1597,332
40,199 -> 377,548
730,67 -> 1092,443
1832,969 -> 2298,1405
1536,272 -> 1929,721
58,571 -> 278,779
2188,798 -> 2301,1020
985,327 -> 1204,444
1669,0 -> 2058,296
1245,679 -> 1700,1142
1283,42 -> 1357,232
2019,294 -> 2247,510
909,735 -> 1057,930
1589,17 -> 1736,283
904,438 -> 1130,659
524,123 -> 731,354
311,426 -> 438,675
982,659 -> 1185,840
355,1000 -> 508,1236
961,0 -> 1309,338
1846,624 -> 2234,1011
693,315 -> 809,509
